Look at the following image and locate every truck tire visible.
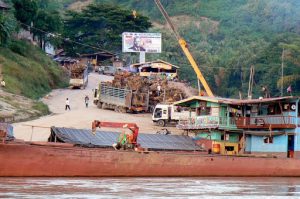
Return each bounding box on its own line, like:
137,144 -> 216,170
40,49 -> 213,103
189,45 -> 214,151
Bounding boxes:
97,102 -> 103,109
120,107 -> 127,113
158,120 -> 166,127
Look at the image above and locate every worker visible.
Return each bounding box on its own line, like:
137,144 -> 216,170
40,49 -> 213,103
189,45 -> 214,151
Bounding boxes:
112,124 -> 133,150
157,84 -> 161,96
65,98 -> 71,111
84,95 -> 89,108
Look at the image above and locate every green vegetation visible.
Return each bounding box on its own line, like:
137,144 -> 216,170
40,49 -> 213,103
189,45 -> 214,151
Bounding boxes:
2,0 -> 300,98
0,40 -> 68,99
108,0 -> 300,98
63,3 -> 151,55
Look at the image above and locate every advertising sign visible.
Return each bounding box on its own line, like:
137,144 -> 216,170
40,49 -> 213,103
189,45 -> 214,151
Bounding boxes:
122,32 -> 162,53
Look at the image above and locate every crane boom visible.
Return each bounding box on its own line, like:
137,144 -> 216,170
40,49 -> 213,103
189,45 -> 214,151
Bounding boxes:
154,0 -> 214,97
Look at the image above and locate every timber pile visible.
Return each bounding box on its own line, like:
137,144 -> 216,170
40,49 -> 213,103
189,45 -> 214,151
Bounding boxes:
70,65 -> 86,78
105,71 -> 187,108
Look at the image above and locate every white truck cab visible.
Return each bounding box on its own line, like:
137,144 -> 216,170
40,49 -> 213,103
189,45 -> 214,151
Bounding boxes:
152,104 -> 194,127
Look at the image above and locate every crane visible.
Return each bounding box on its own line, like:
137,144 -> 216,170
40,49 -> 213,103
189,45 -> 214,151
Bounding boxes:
154,0 -> 214,97
92,120 -> 139,147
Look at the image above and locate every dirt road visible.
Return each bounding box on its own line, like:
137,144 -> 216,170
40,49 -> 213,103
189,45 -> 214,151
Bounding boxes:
13,73 -> 182,141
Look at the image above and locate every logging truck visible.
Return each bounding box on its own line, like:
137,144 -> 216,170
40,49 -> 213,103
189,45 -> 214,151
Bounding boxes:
93,82 -> 149,113
152,104 -> 195,126
69,66 -> 88,89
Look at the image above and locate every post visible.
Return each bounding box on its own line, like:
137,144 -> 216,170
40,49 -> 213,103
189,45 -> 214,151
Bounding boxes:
281,48 -> 285,96
30,126 -> 34,141
139,52 -> 145,63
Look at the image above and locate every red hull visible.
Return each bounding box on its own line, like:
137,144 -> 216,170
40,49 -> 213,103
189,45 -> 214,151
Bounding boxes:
1,142 -> 300,177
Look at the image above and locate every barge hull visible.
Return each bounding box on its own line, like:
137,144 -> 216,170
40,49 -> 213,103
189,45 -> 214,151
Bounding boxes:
1,143 -> 300,177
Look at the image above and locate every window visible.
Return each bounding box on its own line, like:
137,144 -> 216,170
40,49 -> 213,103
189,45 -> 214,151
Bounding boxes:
225,146 -> 234,151
264,136 -> 273,144
154,108 -> 162,118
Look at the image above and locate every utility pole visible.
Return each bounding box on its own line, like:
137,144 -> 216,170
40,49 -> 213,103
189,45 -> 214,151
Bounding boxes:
281,48 -> 285,96
248,65 -> 254,99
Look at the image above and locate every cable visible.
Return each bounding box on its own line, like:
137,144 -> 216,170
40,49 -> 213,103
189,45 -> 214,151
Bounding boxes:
18,21 -> 112,54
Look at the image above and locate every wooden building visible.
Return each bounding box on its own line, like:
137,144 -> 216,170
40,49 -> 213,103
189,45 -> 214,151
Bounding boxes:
130,59 -> 179,80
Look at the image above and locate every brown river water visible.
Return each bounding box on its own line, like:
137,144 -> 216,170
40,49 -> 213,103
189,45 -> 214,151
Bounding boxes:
1,177 -> 300,198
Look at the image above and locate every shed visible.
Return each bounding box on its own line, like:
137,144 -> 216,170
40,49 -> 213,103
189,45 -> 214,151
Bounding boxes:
131,59 -> 179,79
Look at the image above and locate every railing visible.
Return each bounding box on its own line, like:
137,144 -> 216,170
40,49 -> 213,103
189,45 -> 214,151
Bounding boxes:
236,115 -> 298,129
177,115 -> 299,130
177,116 -> 236,130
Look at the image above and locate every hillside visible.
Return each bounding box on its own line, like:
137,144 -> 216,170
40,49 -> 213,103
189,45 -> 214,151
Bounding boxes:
65,0 -> 300,98
0,40 -> 68,121
115,0 -> 300,98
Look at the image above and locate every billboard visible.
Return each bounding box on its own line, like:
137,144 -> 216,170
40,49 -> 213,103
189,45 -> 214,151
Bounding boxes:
122,32 -> 161,53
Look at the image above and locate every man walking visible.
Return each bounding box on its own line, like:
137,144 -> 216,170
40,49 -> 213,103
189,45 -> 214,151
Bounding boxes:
65,98 -> 71,110
84,95 -> 89,108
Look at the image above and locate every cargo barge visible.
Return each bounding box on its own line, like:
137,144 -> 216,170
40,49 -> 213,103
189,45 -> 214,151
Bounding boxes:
1,124 -> 300,177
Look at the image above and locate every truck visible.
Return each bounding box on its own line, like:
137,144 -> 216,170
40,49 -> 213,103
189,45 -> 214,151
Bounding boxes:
93,82 -> 149,113
98,66 -> 116,76
69,66 -> 88,89
152,104 -> 195,127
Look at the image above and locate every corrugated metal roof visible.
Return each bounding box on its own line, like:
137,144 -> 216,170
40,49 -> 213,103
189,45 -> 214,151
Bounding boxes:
131,59 -> 180,68
173,96 -> 299,107
49,127 -> 200,151
238,96 -> 298,104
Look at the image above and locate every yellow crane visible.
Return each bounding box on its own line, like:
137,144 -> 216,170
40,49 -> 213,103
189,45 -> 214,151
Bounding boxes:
154,0 -> 214,97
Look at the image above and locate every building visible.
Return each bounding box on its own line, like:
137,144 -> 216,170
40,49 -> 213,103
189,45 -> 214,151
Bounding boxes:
173,96 -> 300,158
0,0 -> 9,12
130,59 -> 179,80
80,51 -> 115,71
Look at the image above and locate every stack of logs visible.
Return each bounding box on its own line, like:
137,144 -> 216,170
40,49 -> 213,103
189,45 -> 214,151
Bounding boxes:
70,65 -> 86,78
104,71 -> 187,108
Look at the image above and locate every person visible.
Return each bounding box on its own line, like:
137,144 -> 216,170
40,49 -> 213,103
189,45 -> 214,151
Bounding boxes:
129,36 -> 146,51
157,84 -> 161,96
112,124 -> 133,150
65,98 -> 71,110
0,79 -> 5,87
84,95 -> 89,108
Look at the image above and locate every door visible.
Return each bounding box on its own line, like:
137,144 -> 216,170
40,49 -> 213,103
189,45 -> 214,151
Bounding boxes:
287,135 -> 295,158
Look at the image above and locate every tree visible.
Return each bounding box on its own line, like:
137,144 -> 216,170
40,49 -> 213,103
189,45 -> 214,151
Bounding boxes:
33,9 -> 63,50
12,0 -> 38,29
0,11 -> 17,46
64,3 -> 151,55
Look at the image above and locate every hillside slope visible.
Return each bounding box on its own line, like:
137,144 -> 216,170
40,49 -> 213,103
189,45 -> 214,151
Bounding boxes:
0,40 -> 68,122
65,0 -> 300,98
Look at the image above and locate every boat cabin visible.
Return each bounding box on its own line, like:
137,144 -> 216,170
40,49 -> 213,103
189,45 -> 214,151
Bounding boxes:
174,96 -> 300,158
236,96 -> 300,158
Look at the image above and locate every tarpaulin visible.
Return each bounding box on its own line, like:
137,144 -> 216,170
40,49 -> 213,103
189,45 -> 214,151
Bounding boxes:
49,127 -> 200,151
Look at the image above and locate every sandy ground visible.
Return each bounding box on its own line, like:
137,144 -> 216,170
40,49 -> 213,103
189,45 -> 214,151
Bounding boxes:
13,73 -> 182,141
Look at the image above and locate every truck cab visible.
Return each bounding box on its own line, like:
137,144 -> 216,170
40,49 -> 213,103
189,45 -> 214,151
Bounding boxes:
152,104 -> 193,127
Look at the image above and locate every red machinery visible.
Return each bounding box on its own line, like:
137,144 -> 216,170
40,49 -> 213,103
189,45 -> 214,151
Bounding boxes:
92,120 -> 139,146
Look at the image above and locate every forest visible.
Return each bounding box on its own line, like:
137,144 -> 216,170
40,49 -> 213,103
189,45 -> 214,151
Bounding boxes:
1,0 -> 299,98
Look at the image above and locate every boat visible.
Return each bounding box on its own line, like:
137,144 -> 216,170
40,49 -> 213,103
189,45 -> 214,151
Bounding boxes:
1,123 -> 300,177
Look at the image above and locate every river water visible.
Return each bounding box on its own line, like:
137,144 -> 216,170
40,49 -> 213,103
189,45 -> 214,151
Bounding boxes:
0,177 -> 300,198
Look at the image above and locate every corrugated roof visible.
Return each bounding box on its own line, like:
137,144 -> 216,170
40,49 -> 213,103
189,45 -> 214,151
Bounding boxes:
238,96 -> 298,104
49,127 -> 200,151
173,96 -> 299,107
131,59 -> 180,69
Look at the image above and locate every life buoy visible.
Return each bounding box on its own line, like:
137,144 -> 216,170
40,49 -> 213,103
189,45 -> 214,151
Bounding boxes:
291,104 -> 296,110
